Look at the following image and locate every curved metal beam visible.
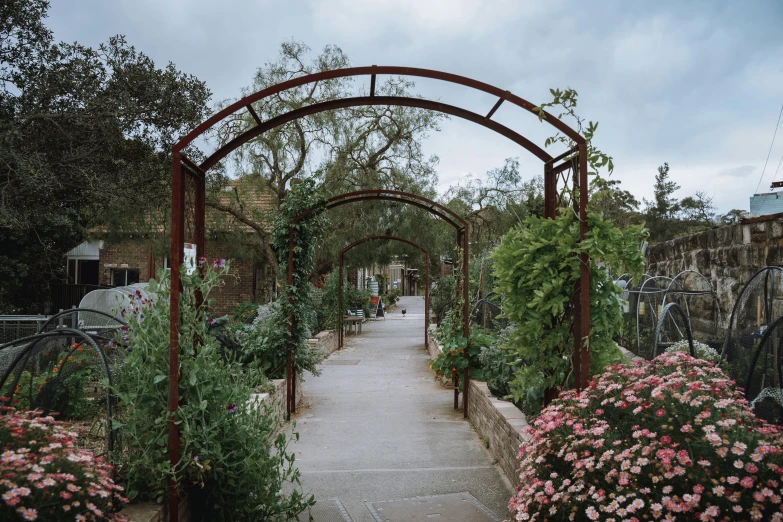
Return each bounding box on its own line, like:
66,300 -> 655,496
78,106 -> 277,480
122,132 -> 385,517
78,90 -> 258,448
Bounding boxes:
200,96 -> 553,171
175,65 -> 584,154
340,235 -> 429,256
292,190 -> 467,230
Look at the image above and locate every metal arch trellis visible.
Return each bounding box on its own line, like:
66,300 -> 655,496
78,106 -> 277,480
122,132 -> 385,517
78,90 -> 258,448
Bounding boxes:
168,65 -> 590,520
337,235 -> 431,350
652,302 -> 696,359
289,194 -> 468,423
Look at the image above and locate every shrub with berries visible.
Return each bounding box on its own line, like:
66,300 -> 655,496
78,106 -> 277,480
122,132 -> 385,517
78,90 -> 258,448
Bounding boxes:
0,407 -> 127,521
509,352 -> 783,522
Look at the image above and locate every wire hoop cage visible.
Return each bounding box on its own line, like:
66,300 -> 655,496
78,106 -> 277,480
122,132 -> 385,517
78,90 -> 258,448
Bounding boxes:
0,310 -> 126,456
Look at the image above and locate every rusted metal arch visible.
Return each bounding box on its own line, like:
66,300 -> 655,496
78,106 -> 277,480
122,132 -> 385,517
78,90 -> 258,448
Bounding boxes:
337,235 -> 430,350
172,65 -> 584,155
286,191 -> 470,423
200,96 -> 552,171
169,65 -> 591,521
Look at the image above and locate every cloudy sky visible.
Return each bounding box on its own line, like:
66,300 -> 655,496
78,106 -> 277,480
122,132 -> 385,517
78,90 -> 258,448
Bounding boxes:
47,0 -> 783,213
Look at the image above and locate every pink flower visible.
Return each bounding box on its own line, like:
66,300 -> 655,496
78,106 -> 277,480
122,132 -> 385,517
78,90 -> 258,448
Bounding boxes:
740,476 -> 754,488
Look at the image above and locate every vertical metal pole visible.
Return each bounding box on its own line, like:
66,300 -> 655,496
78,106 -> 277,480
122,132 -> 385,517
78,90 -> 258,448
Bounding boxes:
578,143 -> 591,390
168,152 -> 185,522
339,254 -> 344,349
571,157 -> 582,393
462,225 -> 470,419
544,162 -> 556,219
425,253 -> 429,347
194,173 -> 206,311
287,226 -> 294,420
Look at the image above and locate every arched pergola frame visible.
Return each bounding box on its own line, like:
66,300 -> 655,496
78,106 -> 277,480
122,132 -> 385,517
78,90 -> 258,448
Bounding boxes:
288,193 -> 468,422
168,65 -> 590,520
337,235 -> 430,349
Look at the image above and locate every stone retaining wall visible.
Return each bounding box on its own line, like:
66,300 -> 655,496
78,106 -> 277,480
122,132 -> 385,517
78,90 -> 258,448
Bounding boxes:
467,380 -> 527,484
309,329 -> 338,356
646,214 -> 783,334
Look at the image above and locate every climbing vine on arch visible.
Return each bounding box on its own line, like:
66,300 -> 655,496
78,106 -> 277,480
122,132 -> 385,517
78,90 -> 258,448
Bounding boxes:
272,178 -> 328,371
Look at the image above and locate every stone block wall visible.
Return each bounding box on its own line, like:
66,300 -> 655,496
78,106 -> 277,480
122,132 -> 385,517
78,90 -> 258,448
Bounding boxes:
309,330 -> 338,356
467,380 -> 527,484
646,214 -> 783,333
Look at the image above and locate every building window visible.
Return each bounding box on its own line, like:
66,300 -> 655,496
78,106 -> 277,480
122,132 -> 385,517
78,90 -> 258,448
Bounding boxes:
111,268 -> 140,286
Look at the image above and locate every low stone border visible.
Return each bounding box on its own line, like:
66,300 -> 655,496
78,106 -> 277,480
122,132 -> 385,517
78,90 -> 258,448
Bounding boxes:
119,494 -> 190,522
309,329 -> 338,356
467,380 -> 527,484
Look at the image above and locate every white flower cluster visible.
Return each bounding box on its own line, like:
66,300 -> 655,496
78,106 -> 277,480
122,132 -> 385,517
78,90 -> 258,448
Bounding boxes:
666,339 -> 722,364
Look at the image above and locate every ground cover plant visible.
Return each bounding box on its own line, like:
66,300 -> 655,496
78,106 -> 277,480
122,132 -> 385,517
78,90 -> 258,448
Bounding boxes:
114,263 -> 313,520
509,352 -> 783,522
0,407 -> 127,521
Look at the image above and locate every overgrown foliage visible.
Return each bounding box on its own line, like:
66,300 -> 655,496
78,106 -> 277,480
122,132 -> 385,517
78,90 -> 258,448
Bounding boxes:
272,177 -> 328,371
492,211 -> 647,407
114,265 -> 313,519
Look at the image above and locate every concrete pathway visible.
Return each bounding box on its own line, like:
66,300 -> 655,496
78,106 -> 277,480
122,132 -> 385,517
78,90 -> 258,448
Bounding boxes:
292,296 -> 514,522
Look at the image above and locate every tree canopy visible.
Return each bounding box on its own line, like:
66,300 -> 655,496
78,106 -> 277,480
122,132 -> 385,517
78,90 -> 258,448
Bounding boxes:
0,0 -> 211,312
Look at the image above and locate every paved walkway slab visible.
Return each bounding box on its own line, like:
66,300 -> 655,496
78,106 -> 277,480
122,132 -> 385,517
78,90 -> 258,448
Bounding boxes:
291,296 -> 513,522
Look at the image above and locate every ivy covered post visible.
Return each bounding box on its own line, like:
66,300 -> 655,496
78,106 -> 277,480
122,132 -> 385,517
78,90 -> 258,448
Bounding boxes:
276,179 -> 327,421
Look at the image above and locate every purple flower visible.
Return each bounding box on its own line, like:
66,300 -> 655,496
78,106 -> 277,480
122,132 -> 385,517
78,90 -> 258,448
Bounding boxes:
226,403 -> 237,413
193,455 -> 199,462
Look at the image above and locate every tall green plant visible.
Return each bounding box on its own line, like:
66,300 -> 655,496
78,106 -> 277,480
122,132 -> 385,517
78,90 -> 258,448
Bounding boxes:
492,211 -> 646,404
114,265 -> 313,520
272,178 -> 328,371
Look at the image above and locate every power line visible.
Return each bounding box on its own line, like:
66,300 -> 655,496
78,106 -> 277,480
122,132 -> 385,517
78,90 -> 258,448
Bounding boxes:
755,103 -> 783,195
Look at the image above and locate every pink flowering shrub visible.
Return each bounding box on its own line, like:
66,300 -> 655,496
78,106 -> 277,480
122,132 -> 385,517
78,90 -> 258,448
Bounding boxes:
509,352 -> 783,522
0,407 -> 127,521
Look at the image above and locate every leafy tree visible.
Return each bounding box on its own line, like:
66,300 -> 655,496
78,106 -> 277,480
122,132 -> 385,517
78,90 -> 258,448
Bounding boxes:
0,0 -> 211,313
643,163 -> 681,241
209,41 -> 443,277
721,209 -> 745,225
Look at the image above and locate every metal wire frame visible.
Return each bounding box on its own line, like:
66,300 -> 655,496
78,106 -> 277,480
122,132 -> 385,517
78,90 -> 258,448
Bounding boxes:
652,303 -> 696,358
168,66 -> 589,520
723,266 -> 783,359
338,235 -> 430,350
0,329 -> 116,453
660,270 -> 724,333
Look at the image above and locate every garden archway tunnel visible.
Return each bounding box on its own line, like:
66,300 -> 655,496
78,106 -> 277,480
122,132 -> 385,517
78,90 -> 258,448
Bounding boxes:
168,65 -> 590,520
288,192 -> 468,422
337,235 -> 431,351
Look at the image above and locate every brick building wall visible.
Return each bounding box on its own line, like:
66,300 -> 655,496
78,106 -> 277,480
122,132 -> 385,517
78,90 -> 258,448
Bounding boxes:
98,239 -> 272,317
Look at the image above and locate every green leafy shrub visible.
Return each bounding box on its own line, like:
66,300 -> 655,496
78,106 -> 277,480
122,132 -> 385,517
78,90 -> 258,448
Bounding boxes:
430,276 -> 455,317
229,300 -> 322,380
430,310 -> 493,388
478,326 -> 517,398
492,211 -> 646,407
230,301 -> 259,323
114,265 -> 313,520
0,407 -> 127,521
386,288 -> 400,306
